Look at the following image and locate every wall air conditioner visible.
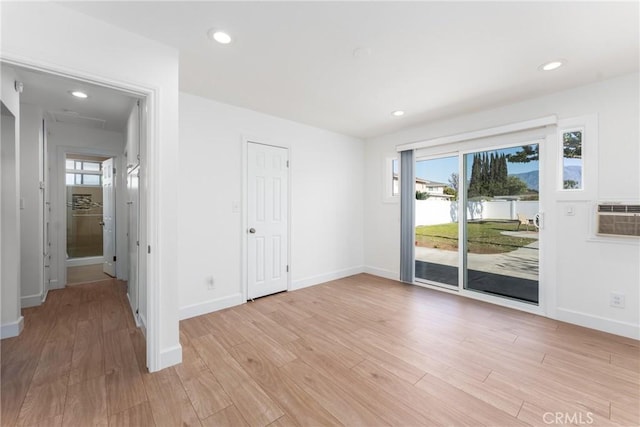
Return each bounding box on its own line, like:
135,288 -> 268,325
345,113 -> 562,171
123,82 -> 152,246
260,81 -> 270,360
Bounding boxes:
596,203 -> 640,237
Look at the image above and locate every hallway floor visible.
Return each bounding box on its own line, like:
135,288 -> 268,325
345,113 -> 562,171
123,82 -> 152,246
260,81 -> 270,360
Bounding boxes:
1,279 -> 145,426
66,264 -> 112,286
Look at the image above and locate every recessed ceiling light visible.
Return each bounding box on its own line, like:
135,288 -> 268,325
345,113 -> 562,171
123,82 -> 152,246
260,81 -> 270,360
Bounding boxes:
353,47 -> 372,59
208,29 -> 232,44
391,110 -> 405,117
540,60 -> 564,71
70,90 -> 88,99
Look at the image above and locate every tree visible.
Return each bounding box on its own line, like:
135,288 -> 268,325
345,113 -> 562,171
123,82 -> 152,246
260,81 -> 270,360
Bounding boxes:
468,152 -> 512,198
468,154 -> 483,198
507,145 -> 539,163
448,172 -> 459,193
563,179 -> 579,189
416,191 -> 428,200
443,186 -> 457,200
563,131 -> 582,158
446,172 -> 459,200
504,176 -> 528,195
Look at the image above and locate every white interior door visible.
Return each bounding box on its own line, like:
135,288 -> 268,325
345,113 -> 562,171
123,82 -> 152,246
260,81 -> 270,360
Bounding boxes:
102,158 -> 116,277
127,165 -> 139,317
247,142 -> 288,299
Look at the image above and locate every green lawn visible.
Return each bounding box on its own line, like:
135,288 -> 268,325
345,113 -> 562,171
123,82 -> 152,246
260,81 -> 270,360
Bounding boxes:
415,221 -> 537,254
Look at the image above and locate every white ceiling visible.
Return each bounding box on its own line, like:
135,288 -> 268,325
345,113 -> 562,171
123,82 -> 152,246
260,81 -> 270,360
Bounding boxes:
10,65 -> 136,132
62,1 -> 638,139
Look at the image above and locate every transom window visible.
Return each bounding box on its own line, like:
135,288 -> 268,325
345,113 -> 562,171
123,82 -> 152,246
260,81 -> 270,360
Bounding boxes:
66,159 -> 102,186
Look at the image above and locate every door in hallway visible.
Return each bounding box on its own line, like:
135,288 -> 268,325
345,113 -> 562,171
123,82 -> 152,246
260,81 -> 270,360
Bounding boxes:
102,158 -> 116,277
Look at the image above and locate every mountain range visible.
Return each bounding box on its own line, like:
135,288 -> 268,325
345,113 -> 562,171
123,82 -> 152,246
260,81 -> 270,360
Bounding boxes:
510,166 -> 582,191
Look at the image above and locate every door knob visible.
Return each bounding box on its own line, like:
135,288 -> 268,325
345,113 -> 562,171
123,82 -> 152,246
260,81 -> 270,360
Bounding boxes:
249,228 -> 256,234
99,221 -> 105,227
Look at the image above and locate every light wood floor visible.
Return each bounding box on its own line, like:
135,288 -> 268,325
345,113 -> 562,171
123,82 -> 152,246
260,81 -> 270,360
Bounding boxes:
1,274 -> 638,426
67,264 -> 112,286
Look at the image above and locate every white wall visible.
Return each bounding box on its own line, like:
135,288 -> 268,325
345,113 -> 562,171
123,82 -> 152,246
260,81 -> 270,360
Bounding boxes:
364,73 -> 640,339
1,64 -> 22,338
19,103 -> 44,308
47,122 -> 125,290
178,92 -> 364,319
1,2 -> 180,370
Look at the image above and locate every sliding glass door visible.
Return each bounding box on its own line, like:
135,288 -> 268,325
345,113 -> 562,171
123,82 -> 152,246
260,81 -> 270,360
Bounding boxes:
414,142 -> 540,305
463,144 -> 539,303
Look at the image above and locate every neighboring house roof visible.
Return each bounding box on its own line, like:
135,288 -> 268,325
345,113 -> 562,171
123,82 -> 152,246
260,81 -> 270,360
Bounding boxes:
392,174 -> 448,188
415,177 -> 448,187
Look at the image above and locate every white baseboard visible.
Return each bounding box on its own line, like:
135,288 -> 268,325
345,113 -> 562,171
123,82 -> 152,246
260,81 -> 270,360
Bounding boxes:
49,279 -> 63,290
125,292 -> 140,327
291,266 -> 365,291
179,293 -> 243,321
363,266 -> 398,281
556,307 -> 640,340
66,256 -> 103,267
1,316 -> 24,339
138,313 -> 147,337
158,344 -> 182,370
21,293 -> 43,308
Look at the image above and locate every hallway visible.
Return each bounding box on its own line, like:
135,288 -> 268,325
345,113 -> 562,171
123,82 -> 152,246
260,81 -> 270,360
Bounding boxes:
1,279 -> 145,425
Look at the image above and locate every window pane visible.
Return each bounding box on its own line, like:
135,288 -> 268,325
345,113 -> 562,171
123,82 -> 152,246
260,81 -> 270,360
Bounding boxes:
66,160 -> 75,170
415,156 -> 459,287
83,161 -> 101,171
464,145 -> 539,304
74,174 -> 82,185
82,174 -> 100,186
66,173 -> 75,185
562,130 -> 582,190
392,159 -> 399,196
75,161 -> 83,170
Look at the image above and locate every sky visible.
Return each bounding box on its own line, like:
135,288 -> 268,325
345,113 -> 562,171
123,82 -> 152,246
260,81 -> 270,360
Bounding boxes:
415,146 -> 541,185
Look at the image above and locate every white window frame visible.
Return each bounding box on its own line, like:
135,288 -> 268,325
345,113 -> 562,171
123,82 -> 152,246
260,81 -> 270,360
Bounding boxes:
383,156 -> 400,203
66,159 -> 103,187
556,114 -> 598,201
558,126 -> 585,192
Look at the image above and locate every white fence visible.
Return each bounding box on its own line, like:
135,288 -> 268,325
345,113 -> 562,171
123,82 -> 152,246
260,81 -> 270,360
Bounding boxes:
415,199 -> 539,226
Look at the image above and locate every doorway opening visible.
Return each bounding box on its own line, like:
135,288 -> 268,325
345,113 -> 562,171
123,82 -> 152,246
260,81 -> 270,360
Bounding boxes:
4,61 -> 150,367
65,154 -> 113,285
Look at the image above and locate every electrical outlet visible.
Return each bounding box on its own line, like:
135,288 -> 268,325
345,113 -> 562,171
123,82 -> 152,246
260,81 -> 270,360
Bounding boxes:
610,292 -> 625,308
206,276 -> 215,290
